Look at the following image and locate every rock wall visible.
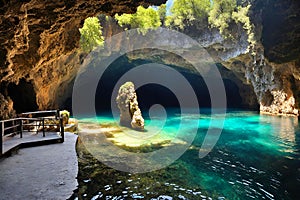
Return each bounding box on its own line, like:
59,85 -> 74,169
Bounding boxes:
223,0 -> 300,116
225,44 -> 300,116
0,0 -> 165,119
258,0 -> 300,116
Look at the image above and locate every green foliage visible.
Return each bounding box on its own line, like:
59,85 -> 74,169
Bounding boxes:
208,0 -> 237,36
60,110 -> 70,118
79,17 -> 104,52
112,1 -> 255,47
232,5 -> 255,44
60,110 -> 70,125
115,6 -> 161,35
166,0 -> 210,29
158,4 -> 167,26
208,0 -> 255,45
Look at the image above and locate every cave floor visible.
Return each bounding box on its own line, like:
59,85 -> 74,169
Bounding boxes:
0,132 -> 78,200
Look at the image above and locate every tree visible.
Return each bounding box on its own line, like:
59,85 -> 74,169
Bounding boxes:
157,4 -> 167,26
166,0 -> 211,29
79,17 -> 104,52
115,6 -> 161,35
208,0 -> 237,36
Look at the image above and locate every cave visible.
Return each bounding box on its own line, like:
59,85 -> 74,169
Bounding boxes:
7,78 -> 38,114
94,54 -> 254,116
1,1 -> 300,199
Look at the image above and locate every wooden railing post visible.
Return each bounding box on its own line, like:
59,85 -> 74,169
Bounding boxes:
20,119 -> 23,138
0,121 -> 4,155
56,109 -> 60,120
42,118 -> 45,137
12,120 -> 14,135
60,117 -> 64,143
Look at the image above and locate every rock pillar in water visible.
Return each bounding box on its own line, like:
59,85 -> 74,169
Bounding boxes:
116,82 -> 144,130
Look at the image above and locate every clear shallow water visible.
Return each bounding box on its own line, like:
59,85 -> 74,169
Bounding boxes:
75,109 -> 300,200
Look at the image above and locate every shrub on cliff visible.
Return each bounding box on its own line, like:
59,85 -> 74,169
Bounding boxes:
79,17 -> 104,52
165,0 -> 210,29
59,110 -> 70,125
115,6 -> 161,35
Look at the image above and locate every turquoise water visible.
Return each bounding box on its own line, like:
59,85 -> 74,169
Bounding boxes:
75,109 -> 300,200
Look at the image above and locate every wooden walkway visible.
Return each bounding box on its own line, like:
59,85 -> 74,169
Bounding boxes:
2,131 -> 63,155
0,132 -> 78,200
0,110 -> 65,157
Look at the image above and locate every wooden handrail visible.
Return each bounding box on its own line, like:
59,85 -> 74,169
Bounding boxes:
20,110 -> 58,115
4,124 -> 21,131
0,110 -> 65,155
0,117 -> 43,123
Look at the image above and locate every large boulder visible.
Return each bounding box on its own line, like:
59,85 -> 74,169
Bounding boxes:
116,82 -> 144,130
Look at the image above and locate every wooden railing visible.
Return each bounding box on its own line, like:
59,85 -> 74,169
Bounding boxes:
0,110 -> 64,155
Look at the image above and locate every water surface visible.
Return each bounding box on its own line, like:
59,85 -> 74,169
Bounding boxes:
75,109 -> 300,200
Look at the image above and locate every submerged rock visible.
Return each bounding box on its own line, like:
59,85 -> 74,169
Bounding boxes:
116,82 -> 144,130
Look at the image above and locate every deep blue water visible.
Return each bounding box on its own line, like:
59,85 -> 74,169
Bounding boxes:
75,109 -> 300,200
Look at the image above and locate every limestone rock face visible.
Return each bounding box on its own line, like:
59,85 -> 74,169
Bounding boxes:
116,82 -> 144,130
0,0 -> 165,119
0,94 -> 16,120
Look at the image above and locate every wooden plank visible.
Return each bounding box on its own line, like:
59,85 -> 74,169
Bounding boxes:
0,117 -> 42,123
21,110 -> 58,115
4,124 -> 20,131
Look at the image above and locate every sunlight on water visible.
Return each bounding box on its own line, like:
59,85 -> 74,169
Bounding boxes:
76,109 -> 300,200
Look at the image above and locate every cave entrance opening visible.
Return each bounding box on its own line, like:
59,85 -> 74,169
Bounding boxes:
7,78 -> 38,114
94,54 -> 257,117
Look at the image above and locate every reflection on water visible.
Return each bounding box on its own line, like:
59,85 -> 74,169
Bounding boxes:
74,110 -> 300,200
273,115 -> 298,143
